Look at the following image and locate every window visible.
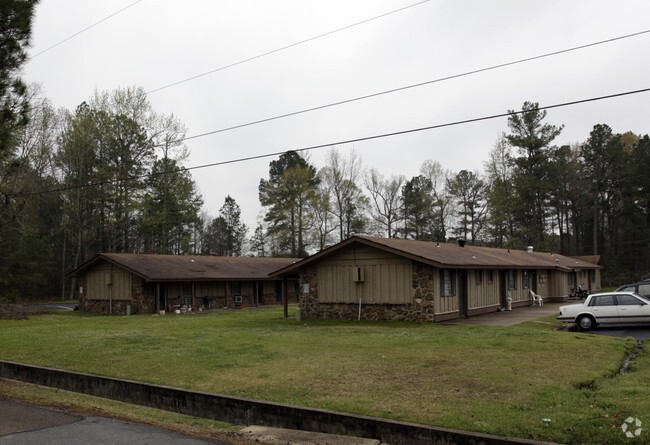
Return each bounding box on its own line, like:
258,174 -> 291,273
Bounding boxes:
441,269 -> 456,296
476,270 -> 483,285
589,270 -> 596,283
508,270 -> 518,290
486,270 -> 494,284
616,294 -> 644,306
590,295 -> 615,307
568,274 -> 574,286
231,281 -> 241,295
522,270 -> 529,289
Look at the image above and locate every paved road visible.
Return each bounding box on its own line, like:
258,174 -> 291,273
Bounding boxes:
24,303 -> 77,312
0,399 -> 377,445
588,325 -> 650,341
0,400 -> 228,445
444,302 -> 650,340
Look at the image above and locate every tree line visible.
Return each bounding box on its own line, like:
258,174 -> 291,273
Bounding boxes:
252,102 -> 650,288
1,1 -> 648,301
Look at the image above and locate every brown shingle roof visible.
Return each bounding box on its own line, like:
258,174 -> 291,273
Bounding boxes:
270,236 -> 601,276
571,255 -> 603,266
70,254 -> 301,282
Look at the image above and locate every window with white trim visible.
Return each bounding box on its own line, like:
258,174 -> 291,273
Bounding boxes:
441,269 -> 456,296
508,270 -> 518,290
522,270 -> 529,289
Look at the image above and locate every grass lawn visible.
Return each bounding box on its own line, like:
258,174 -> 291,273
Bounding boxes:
0,306 -> 647,444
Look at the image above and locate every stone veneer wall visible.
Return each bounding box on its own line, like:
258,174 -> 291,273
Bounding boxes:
299,262 -> 439,322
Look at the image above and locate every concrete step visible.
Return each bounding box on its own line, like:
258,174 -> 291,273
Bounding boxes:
238,425 -> 383,445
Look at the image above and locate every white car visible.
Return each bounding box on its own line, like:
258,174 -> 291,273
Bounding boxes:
557,291 -> 650,330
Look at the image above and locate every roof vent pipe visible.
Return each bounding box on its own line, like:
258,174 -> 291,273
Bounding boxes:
457,239 -> 466,247
527,246 -> 534,253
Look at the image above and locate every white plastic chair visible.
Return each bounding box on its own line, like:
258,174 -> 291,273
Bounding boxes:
529,289 -> 543,307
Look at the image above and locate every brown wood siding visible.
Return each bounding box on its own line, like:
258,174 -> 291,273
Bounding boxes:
467,269 -> 499,309
263,281 -> 276,294
317,245 -> 412,304
241,282 -> 254,295
318,262 -> 412,303
592,269 -> 602,292
506,270 -> 528,303
434,269 -> 458,314
166,283 -> 188,300
575,270 -> 591,292
535,270 -> 551,296
194,282 -> 227,297
548,271 -> 570,297
86,262 -> 131,300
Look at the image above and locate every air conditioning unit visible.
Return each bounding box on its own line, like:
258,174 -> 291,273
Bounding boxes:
353,266 -> 365,283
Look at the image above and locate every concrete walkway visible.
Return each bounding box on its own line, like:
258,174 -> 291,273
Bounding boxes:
239,426 -> 382,445
442,301 -> 566,327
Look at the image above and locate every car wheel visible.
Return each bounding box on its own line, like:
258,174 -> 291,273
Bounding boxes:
577,315 -> 595,331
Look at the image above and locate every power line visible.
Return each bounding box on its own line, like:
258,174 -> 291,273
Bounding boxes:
170,29 -> 650,146
10,87 -> 650,199
145,0 -> 431,94
179,88 -> 650,167
29,0 -> 145,59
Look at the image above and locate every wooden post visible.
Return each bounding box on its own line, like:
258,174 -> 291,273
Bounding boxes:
282,279 -> 288,318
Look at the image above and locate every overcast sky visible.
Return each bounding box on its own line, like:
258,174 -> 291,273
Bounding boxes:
23,0 -> 650,230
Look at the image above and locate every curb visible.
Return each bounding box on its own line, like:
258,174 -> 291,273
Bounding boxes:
0,360 -> 553,445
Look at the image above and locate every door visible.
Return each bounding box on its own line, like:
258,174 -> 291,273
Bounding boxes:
159,284 -> 166,312
500,271 -> 507,308
531,271 -> 537,293
274,281 -> 283,303
459,270 -> 468,318
588,294 -> 619,324
615,293 -> 650,324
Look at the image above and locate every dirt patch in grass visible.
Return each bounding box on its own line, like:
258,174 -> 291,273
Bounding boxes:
0,303 -> 41,320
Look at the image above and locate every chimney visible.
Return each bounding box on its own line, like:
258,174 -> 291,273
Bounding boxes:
457,239 -> 466,248
527,246 -> 534,253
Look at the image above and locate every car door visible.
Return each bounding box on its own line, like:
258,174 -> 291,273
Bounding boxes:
588,294 -> 619,324
615,293 -> 650,324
